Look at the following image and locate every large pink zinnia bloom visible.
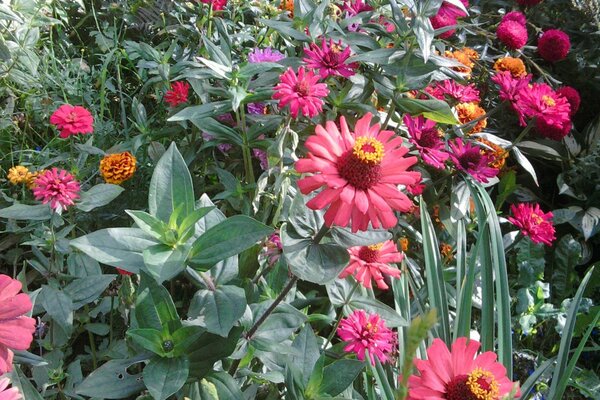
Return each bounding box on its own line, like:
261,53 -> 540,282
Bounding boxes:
426,80 -> 480,104
303,39 -> 358,79
32,168 -> 81,212
491,71 -> 532,104
342,0 -> 373,16
0,377 -> 21,400
296,113 -> 421,232
408,337 -> 520,400
449,138 -> 499,183
508,203 -> 556,246
272,67 -> 329,119
337,310 -> 395,365
515,82 -> 572,140
403,115 -> 449,169
49,104 -> 94,139
430,0 -> 469,39
0,275 -> 36,375
340,240 -> 403,289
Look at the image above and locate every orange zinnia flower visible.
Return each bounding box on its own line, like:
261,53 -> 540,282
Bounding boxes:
477,138 -> 509,170
456,102 -> 487,134
493,57 -> 527,78
100,152 -> 137,185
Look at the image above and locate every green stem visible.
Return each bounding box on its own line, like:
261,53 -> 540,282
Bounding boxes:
109,295 -> 114,347
313,224 -> 330,244
322,280 -> 361,350
508,120 -> 535,150
85,305 -> 98,370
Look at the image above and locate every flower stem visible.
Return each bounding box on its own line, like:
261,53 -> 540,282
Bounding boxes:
322,280 -> 361,350
313,224 -> 330,244
504,232 -> 525,253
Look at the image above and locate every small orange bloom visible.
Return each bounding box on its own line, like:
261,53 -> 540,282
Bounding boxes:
398,237 -> 409,252
100,152 -> 137,184
456,102 -> 487,134
280,0 -> 293,17
493,57 -> 527,78
7,166 -> 31,185
445,48 -> 479,77
477,138 -> 509,170
440,243 -> 454,263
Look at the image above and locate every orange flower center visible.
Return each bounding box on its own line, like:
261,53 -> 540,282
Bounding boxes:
542,95 -> 556,107
337,137 -> 384,190
445,368 -> 500,400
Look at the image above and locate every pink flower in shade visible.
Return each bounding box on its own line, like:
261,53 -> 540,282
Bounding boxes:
0,377 -> 21,400
199,0 -> 226,11
296,113 -> 421,232
407,337 -> 520,400
49,105 -> 94,139
426,80 -> 480,103
272,67 -> 329,119
253,148 -> 268,170
340,240 -> 403,289
263,232 -> 283,267
430,0 -> 469,38
303,39 -> 359,79
32,168 -> 81,212
448,138 -> 499,183
491,71 -> 532,104
496,20 -> 528,50
0,275 -> 36,375
337,310 -> 395,365
342,0 -> 373,16
556,86 -> 581,116
248,47 -> 285,63
538,29 -> 571,62
515,82 -> 572,140
202,132 -> 233,153
508,203 -> 556,246
164,81 -> 190,107
403,115 -> 449,170
406,180 -> 426,196
502,11 -> 526,26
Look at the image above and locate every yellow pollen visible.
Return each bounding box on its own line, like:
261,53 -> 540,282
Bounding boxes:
365,322 -> 378,333
532,213 -> 544,224
542,95 -> 556,107
368,243 -> 384,251
466,368 -> 500,400
352,137 -> 384,164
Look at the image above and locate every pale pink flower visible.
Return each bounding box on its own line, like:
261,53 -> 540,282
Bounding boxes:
0,377 -> 21,400
340,240 -> 403,289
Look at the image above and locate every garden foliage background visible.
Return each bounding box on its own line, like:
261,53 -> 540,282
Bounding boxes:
0,0 -> 599,399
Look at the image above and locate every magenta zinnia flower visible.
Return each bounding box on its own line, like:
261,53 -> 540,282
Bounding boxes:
50,104 -> 94,139
337,310 -> 395,365
32,168 -> 81,212
430,0 -> 469,38
502,11 -> 527,26
342,0 -> 373,16
273,67 -> 329,119
515,82 -> 572,140
426,80 -> 480,103
248,47 -> 285,63
340,240 -> 403,289
408,337 -> 520,400
538,29 -> 570,62
303,39 -> 358,79
403,115 -> 449,169
164,81 -> 190,107
0,377 -> 21,400
556,86 -> 580,116
491,71 -> 532,104
199,0 -> 226,11
508,203 -> 556,246
296,113 -> 421,232
449,138 -> 499,183
0,275 -> 36,375
496,20 -> 528,50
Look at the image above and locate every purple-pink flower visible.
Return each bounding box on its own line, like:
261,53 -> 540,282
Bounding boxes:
449,138 -> 499,183
0,376 -> 21,400
426,80 -> 480,103
403,115 -> 449,169
248,47 -> 285,63
32,168 -> 81,212
272,67 -> 329,119
508,203 -> 556,246
337,310 -> 395,365
303,39 -> 358,79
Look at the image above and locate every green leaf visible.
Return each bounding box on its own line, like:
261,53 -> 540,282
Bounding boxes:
168,100 -> 233,123
41,286 -> 73,334
135,272 -> 180,331
348,296 -> 407,328
188,285 -> 247,337
171,325 -> 205,357
148,142 -> 195,223
0,203 -> 52,220
76,184 -> 124,212
76,356 -> 147,399
552,235 -> 582,299
70,228 -> 160,273
251,303 -> 307,345
290,325 -> 321,386
10,367 -> 43,400
64,275 -> 116,309
319,359 -> 364,397
188,327 -> 243,379
143,244 -> 189,283
127,328 -> 165,356
189,215 -> 273,266
144,356 -> 189,400
202,372 -> 245,400
395,98 -> 458,125
126,210 -> 168,239
330,227 -> 392,248
258,19 -> 310,41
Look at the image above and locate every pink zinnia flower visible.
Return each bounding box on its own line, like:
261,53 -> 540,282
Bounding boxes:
496,20 -> 528,50
515,82 -> 572,140
199,0 -> 226,11
430,0 -> 469,38
407,337 -> 520,400
164,81 -> 190,107
0,377 -> 21,400
449,138 -> 499,183
49,104 -> 94,139
508,203 -> 556,246
340,240 -> 403,289
502,11 -> 526,26
296,113 -> 420,232
303,39 -> 358,79
403,115 -> 449,169
491,71 -> 532,104
32,168 -> 81,212
342,0 -> 373,16
556,86 -> 580,116
248,47 -> 285,63
538,29 -> 571,62
337,310 -> 395,365
426,80 -> 480,103
262,232 -> 283,267
272,67 -> 329,119
0,275 -> 36,375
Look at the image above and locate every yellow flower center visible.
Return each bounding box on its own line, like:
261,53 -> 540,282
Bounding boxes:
542,95 -> 556,107
352,137 -> 385,165
368,243 -> 384,251
465,368 -> 500,400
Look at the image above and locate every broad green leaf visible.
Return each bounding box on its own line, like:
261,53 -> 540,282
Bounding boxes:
290,325 -> 320,386
144,356 -> 189,400
258,19 -> 310,41
395,97 -> 458,125
188,327 -> 243,379
41,286 -> 73,334
330,227 -> 392,248
202,372 -> 244,400
127,328 -> 165,356
126,210 -> 167,239
348,296 -> 407,328
0,203 -> 52,220
143,244 -> 189,283
171,325 -> 205,357
251,303 -> 307,346
168,100 -> 233,123
318,359 -> 364,397
10,368 -> 43,400
135,273 -> 180,331
552,235 -> 582,299
76,184 -> 124,212
188,285 -> 247,337
76,356 -> 147,399
64,275 -> 116,309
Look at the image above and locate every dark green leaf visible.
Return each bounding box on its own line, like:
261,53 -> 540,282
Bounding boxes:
76,356 -> 147,399
319,359 -> 364,397
64,275 -> 116,309
0,203 -> 52,220
77,184 -> 124,212
144,356 -> 189,400
188,285 -> 247,337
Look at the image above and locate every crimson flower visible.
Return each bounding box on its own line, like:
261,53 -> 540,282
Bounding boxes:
32,168 -> 81,212
449,138 -> 498,183
199,0 -> 226,11
337,310 -> 395,365
508,203 -> 556,246
296,113 -> 420,232
340,240 -> 403,289
272,67 -> 329,119
538,29 -> 570,62
342,0 -> 373,16
556,86 -> 580,116
403,115 -> 449,169
164,81 -> 190,107
50,104 -> 94,139
430,0 -> 469,38
515,82 -> 572,140
496,20 -> 528,50
303,39 -> 358,79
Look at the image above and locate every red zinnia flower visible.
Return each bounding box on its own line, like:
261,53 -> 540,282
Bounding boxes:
0,275 -> 36,375
273,67 -> 329,119
508,203 -> 556,246
0,377 -> 21,400
296,113 -> 420,232
515,82 -> 572,140
32,168 -> 81,212
199,0 -> 226,11
303,39 -> 359,79
408,337 -> 520,400
50,104 -> 94,139
502,11 -> 526,26
556,86 -> 581,116
403,114 -> 449,169
538,29 -> 570,62
337,310 -> 395,365
340,240 -> 403,289
449,138 -> 499,183
164,81 -> 190,107
496,20 -> 528,50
